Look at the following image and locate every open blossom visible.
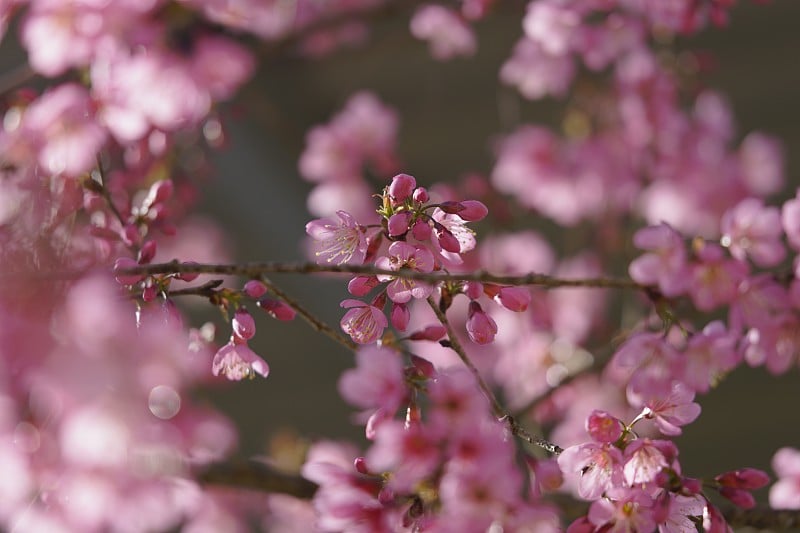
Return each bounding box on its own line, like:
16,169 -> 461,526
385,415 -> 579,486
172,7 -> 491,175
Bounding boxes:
588,487 -> 656,533
306,210 -> 367,265
22,83 -> 107,176
690,242 -> 749,311
375,242 -> 434,303
340,299 -> 388,345
720,198 -> 785,267
410,4 -> 476,60
628,381 -> 701,436
338,346 -> 407,414
212,336 -> 269,380
558,441 -> 625,500
628,223 -> 689,297
770,447 -> 800,509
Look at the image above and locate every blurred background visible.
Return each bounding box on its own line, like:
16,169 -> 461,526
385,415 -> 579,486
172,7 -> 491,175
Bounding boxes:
3,0 -> 800,509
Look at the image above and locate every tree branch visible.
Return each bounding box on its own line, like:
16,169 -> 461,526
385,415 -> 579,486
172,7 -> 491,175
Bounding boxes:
426,296 -> 563,455
111,260 -> 643,290
257,275 -> 357,351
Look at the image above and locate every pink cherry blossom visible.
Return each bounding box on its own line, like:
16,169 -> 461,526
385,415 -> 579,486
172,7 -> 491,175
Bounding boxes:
340,299 -> 388,345
338,346 -> 407,414
689,242 -> 749,311
628,381 -> 701,436
410,4 -> 476,61
374,242 -> 434,303
23,84 -> 107,176
588,487 -> 656,533
628,223 -> 689,297
586,410 -> 624,444
558,441 -> 625,500
306,210 -> 367,265
720,198 -> 785,267
211,336 -> 269,380
770,447 -> 800,509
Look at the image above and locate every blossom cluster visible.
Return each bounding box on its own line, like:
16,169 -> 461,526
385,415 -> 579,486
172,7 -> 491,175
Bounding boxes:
303,346 -> 561,533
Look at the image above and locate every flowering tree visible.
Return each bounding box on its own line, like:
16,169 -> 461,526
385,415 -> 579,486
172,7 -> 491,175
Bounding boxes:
2,0 -> 800,531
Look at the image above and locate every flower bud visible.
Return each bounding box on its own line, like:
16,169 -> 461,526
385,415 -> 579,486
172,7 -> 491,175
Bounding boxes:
391,303 -> 410,331
495,286 -> 531,312
719,487 -> 756,510
143,179 -> 174,208
388,173 -> 416,202
113,257 -> 144,285
411,219 -> 432,241
243,280 -> 268,299
347,276 -> 378,297
408,325 -> 447,342
466,301 -> 497,344
715,468 -> 770,489
354,456 -> 369,474
257,298 -> 296,321
586,410 -> 624,443
122,224 -> 141,247
388,212 -> 411,236
464,281 -> 483,300
409,354 -> 436,378
232,308 -> 256,340
438,201 -> 465,214
412,187 -> 429,203
435,225 -> 461,253
176,262 -> 199,282
138,240 -> 157,264
457,200 -> 488,221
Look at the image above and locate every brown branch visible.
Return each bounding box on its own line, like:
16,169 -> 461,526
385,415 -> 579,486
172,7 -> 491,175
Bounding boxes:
111,260 -> 644,290
426,296 -> 563,455
724,507 -> 800,530
257,276 -> 357,351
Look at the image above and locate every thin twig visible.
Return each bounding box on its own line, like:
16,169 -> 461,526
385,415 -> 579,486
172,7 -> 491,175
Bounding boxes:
258,275 -> 357,351
426,296 -> 563,455
108,261 -> 644,290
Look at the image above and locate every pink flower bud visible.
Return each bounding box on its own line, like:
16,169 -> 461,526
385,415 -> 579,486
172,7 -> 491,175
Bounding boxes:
391,303 -> 410,331
435,225 -> 461,253
176,261 -> 199,282
142,282 -> 157,302
138,240 -> 157,264
257,298 -> 296,321
412,187 -> 429,203
354,456 -> 369,474
466,301 -> 497,344
438,201 -> 465,214
113,257 -> 144,285
411,219 -> 432,241
703,502 -> 730,533
122,224 -> 141,247
143,179 -> 174,208
408,325 -> 447,341
388,212 -> 411,236
715,468 -> 770,489
464,281 -> 483,300
409,354 -> 436,378
586,410 -> 624,443
457,200 -> 488,221
232,308 -> 256,340
495,286 -> 531,312
388,173 -> 416,202
243,280 -> 268,298
719,487 -> 756,510
683,477 -> 703,494
347,276 -> 378,297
